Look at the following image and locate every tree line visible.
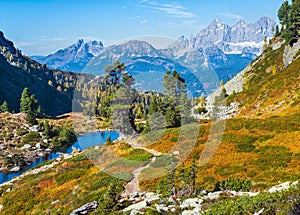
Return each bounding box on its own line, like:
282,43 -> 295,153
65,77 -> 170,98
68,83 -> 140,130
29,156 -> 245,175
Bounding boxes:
94,61 -> 193,135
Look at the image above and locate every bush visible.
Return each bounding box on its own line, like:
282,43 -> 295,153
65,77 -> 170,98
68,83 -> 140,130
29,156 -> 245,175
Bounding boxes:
22,131 -> 40,145
195,107 -> 208,114
214,177 -> 251,192
204,185 -> 300,215
17,128 -> 28,136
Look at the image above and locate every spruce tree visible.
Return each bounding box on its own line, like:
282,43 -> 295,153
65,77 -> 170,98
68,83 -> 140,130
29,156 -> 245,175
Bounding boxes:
0,101 -> 9,113
42,120 -> 51,139
278,1 -> 291,26
289,0 -> 300,42
20,88 -> 38,124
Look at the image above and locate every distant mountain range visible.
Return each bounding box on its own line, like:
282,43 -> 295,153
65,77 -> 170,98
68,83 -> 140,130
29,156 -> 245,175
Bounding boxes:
32,17 -> 276,96
31,39 -> 104,72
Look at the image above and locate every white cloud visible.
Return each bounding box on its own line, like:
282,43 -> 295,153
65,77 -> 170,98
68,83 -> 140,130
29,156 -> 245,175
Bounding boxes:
139,1 -> 197,19
218,12 -> 244,21
129,16 -> 141,20
140,19 -> 148,24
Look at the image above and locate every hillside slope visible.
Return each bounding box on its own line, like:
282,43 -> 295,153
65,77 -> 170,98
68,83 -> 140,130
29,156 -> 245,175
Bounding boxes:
0,37 -> 299,215
0,32 -> 95,116
232,38 -> 300,118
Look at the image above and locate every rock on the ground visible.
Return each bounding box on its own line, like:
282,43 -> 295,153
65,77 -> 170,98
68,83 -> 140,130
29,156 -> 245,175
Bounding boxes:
268,181 -> 298,193
21,144 -> 32,150
156,204 -> 169,213
10,166 -> 21,172
271,40 -> 285,50
180,198 -> 202,209
254,208 -> 265,215
70,201 -> 98,215
30,125 -> 41,132
123,193 -> 160,212
203,191 -> 223,200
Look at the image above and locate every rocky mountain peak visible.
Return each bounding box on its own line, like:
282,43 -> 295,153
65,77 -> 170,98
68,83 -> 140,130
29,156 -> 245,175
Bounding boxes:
76,39 -> 84,46
0,31 -> 17,55
31,38 -> 104,72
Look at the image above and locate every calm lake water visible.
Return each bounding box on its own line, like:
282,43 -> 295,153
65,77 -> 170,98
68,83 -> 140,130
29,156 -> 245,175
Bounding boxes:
0,130 -> 119,184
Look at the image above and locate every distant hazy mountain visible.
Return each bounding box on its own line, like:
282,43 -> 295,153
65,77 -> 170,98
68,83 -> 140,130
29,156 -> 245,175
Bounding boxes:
162,17 -> 276,81
164,17 -> 275,58
83,17 -> 275,96
31,39 -> 104,72
84,40 -> 165,75
83,40 -> 203,96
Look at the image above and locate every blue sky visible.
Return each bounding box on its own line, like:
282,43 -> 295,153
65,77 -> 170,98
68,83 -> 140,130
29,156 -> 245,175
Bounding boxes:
0,0 -> 285,55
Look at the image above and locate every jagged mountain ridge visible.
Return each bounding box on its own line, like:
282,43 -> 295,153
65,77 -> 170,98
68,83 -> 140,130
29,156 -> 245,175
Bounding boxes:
82,17 -> 275,96
164,17 -> 275,58
161,17 -> 276,83
31,39 -> 104,72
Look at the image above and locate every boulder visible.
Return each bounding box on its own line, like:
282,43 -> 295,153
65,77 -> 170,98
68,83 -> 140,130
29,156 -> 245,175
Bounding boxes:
10,166 -> 21,172
35,142 -> 42,149
21,144 -> 31,150
70,201 -> 98,215
268,181 -> 298,193
156,204 -> 169,212
30,125 -> 41,132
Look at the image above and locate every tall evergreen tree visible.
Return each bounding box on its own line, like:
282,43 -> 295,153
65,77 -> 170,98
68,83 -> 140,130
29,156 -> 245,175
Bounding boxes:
20,88 -> 38,124
278,1 -> 291,26
289,0 -> 300,42
42,120 -> 52,139
165,106 -> 181,128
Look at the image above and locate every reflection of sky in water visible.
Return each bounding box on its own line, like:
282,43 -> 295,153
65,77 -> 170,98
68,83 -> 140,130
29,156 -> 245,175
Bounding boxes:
0,131 -> 119,184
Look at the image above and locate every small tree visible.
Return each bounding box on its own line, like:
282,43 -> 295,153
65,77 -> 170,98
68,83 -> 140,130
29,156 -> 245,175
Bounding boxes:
0,101 -> 9,113
106,133 -> 113,145
42,120 -> 52,139
275,25 -> 280,37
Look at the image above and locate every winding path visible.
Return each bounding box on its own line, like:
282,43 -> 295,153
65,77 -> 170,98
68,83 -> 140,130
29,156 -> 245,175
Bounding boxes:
122,138 -> 161,197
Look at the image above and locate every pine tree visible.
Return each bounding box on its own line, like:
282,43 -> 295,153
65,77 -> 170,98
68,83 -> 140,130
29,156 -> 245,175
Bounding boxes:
20,88 -> 38,124
278,0 -> 300,44
289,0 -> 300,42
42,120 -> 51,139
165,106 -> 181,128
163,70 -> 176,98
278,1 -> 291,26
20,88 -> 33,113
0,101 -> 9,113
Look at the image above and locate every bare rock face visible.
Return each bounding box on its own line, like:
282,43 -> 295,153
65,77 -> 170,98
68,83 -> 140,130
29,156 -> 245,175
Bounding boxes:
70,201 -> 99,215
283,41 -> 300,67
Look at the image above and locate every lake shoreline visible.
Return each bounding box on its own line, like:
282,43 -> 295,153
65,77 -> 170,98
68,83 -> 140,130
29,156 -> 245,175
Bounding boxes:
0,130 -> 119,185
